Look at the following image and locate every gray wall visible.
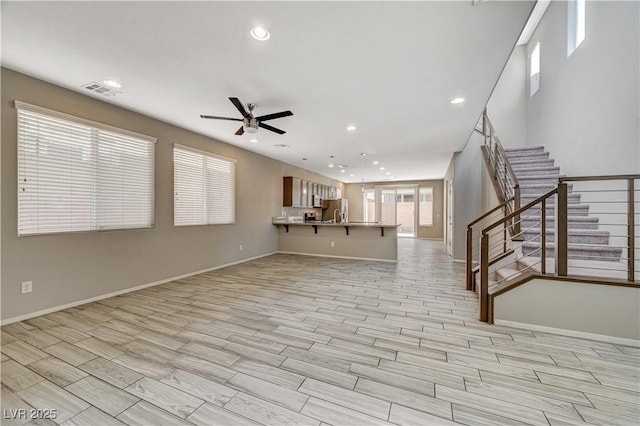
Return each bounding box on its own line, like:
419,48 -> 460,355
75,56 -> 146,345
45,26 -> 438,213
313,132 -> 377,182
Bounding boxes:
494,278 -> 640,341
451,133 -> 484,261
1,68 -> 343,322
526,1 -> 639,175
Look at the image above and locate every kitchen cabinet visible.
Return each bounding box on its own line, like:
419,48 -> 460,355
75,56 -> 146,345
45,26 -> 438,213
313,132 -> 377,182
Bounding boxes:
283,177 -> 303,207
283,177 -> 338,207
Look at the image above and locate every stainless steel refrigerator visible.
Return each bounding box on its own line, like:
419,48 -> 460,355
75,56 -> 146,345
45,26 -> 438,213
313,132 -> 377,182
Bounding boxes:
322,199 -> 349,223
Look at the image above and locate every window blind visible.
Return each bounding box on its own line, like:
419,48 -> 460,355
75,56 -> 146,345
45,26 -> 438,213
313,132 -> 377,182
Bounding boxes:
16,101 -> 155,236
173,144 -> 235,226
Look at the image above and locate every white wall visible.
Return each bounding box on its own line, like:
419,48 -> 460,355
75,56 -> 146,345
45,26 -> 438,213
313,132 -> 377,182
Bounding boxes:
526,0 -> 639,176
486,45 -> 528,149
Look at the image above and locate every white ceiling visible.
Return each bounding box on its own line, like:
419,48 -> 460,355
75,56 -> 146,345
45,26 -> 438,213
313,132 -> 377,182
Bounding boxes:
1,1 -> 534,183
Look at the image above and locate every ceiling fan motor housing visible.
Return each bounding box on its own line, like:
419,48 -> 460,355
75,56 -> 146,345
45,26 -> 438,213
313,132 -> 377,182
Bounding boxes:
243,117 -> 259,133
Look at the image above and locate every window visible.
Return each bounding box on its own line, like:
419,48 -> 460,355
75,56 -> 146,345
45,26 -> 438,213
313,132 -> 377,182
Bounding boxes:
16,101 -> 155,236
530,42 -> 540,97
419,187 -> 433,226
173,144 -> 235,226
567,0 -> 586,56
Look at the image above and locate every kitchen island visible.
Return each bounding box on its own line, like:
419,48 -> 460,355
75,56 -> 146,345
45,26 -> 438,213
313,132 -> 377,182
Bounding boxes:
273,220 -> 399,262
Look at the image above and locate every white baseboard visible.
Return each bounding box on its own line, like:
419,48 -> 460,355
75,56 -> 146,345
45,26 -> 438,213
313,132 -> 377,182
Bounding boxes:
494,319 -> 640,348
277,251 -> 397,263
1,252 -> 277,326
452,258 -> 465,263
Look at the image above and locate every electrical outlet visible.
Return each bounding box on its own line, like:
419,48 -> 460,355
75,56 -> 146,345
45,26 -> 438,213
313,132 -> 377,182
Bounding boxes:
330,241 -> 335,247
21,281 -> 32,294
239,244 -> 244,251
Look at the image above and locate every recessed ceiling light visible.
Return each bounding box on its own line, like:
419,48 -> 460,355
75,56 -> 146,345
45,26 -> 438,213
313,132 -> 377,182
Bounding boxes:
380,167 -> 385,170
451,97 -> 466,104
386,172 -> 390,176
250,26 -> 270,41
340,169 -> 345,173
350,174 -> 355,177
328,164 -> 334,168
360,153 -> 367,157
103,79 -> 122,89
373,161 -> 379,165
346,125 -> 357,132
249,138 -> 258,143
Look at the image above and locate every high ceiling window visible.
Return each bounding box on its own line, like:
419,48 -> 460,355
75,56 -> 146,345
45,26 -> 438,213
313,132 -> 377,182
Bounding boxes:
568,0 -> 586,56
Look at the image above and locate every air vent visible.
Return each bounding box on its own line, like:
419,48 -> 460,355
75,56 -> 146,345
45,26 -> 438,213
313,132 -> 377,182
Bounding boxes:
81,82 -> 122,97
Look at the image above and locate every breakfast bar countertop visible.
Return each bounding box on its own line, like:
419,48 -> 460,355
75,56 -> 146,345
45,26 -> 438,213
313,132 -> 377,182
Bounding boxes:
272,220 -> 400,228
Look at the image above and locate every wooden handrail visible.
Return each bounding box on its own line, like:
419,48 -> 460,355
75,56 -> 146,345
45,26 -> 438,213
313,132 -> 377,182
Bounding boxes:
560,174 -> 640,182
484,114 -> 520,190
467,196 -> 515,228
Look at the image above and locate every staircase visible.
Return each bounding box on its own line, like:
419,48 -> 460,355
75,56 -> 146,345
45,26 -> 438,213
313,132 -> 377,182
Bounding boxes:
505,146 -> 623,265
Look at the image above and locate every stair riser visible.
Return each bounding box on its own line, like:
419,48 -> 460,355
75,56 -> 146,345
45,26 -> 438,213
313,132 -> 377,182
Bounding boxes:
518,177 -> 560,186
523,232 -> 610,245
514,168 -> 561,177
519,184 -> 574,195
512,160 -> 555,169
507,153 -> 550,162
520,205 -> 590,216
505,146 -> 545,154
520,194 -> 581,204
521,219 -> 599,230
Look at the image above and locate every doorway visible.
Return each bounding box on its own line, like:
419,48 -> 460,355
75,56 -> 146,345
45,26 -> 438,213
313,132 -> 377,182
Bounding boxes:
375,186 -> 417,238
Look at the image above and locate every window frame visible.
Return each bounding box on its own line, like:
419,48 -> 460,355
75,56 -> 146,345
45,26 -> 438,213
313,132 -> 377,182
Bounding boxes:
529,41 -> 541,97
15,101 -> 156,237
173,143 -> 236,227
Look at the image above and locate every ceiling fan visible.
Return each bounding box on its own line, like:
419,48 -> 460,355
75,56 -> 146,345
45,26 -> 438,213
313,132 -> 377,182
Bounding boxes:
200,97 -> 293,135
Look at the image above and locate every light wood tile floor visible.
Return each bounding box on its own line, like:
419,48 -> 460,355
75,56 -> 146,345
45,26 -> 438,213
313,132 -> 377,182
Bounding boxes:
2,239 -> 639,425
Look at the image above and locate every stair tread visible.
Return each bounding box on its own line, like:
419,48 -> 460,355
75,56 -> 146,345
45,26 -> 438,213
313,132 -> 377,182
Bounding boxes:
522,241 -> 624,252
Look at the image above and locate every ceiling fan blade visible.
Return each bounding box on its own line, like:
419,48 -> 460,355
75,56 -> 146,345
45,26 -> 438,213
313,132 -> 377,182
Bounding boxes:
235,126 -> 245,136
255,110 -> 293,121
259,122 -> 286,135
200,115 -> 242,121
229,97 -> 250,118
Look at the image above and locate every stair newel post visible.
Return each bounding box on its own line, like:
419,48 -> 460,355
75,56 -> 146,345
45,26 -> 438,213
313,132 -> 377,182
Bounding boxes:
541,198 -> 546,274
628,178 -> 635,282
466,226 -> 473,291
514,185 -> 521,237
557,182 -> 569,276
480,232 -> 490,322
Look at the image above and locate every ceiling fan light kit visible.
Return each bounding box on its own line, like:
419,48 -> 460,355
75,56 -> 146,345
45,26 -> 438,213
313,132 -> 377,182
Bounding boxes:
201,97 -> 292,136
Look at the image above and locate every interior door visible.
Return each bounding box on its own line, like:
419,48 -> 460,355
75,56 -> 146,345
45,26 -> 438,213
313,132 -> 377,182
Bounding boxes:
376,188 -> 397,225
395,188 -> 416,238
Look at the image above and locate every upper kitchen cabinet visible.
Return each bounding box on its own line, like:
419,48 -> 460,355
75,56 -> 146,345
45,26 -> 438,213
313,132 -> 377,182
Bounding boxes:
283,176 -> 303,207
